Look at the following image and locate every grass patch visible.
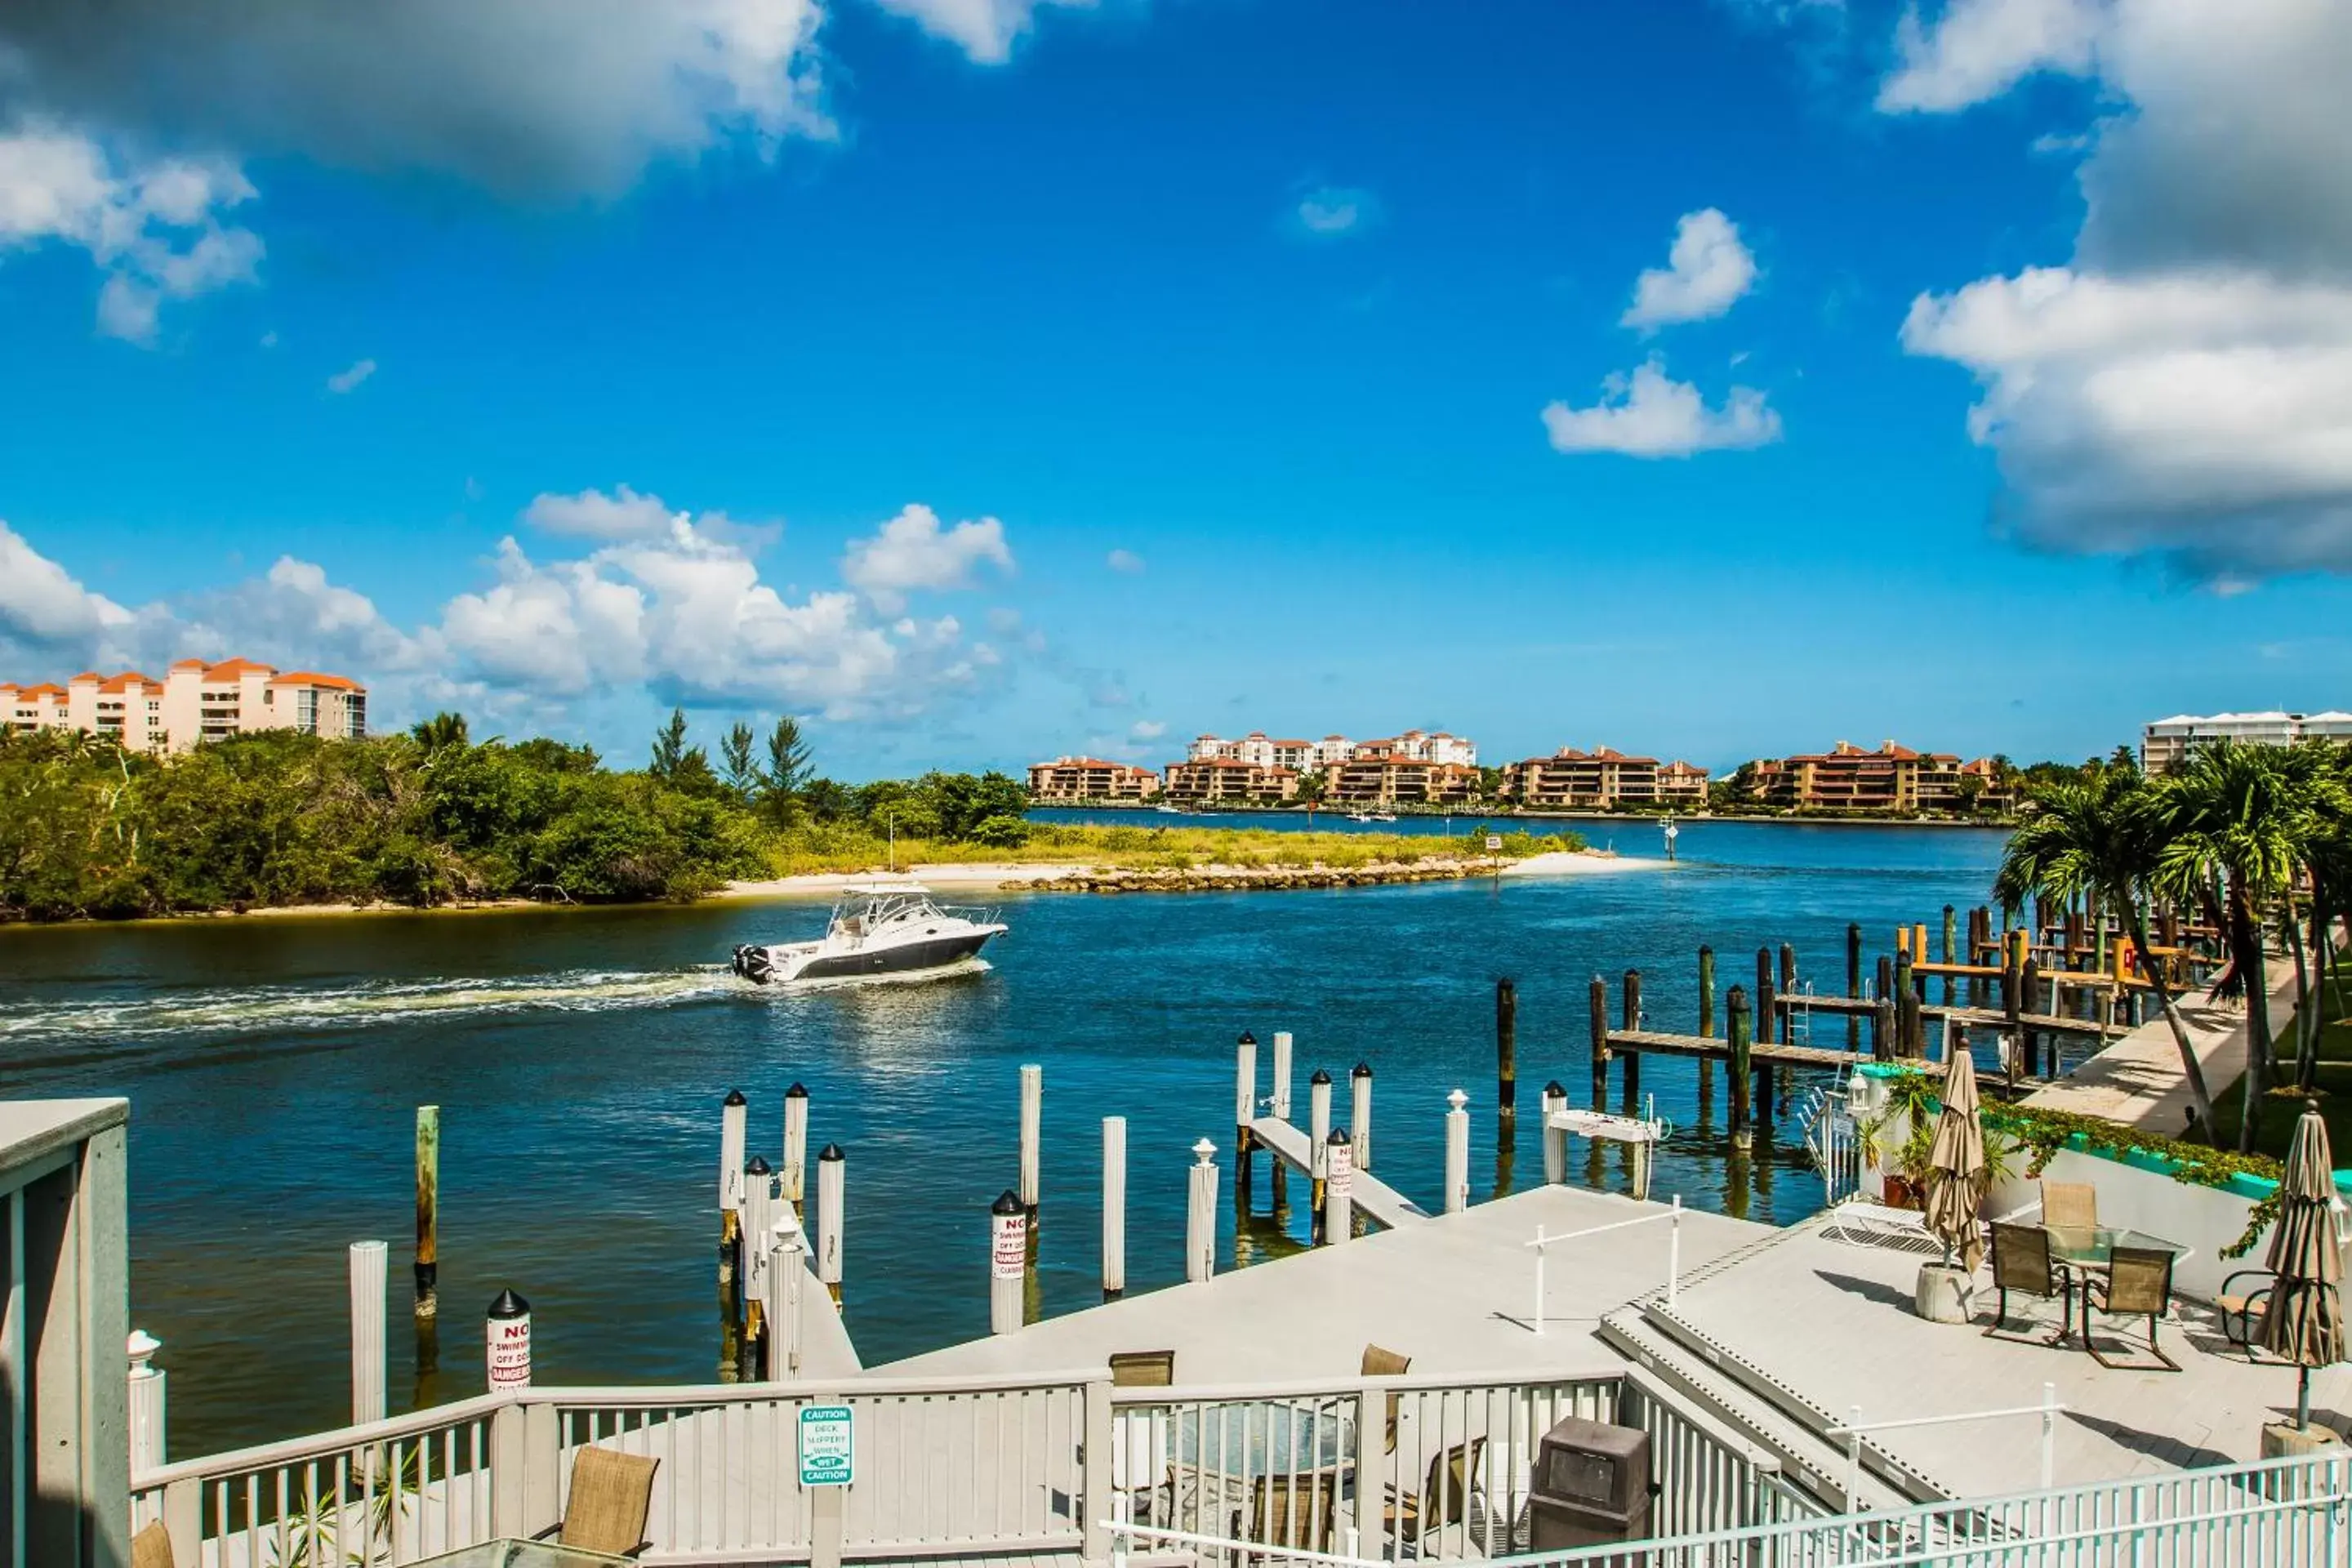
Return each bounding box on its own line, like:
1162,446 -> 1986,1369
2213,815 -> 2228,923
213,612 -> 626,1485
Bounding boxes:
760,822 -> 1585,877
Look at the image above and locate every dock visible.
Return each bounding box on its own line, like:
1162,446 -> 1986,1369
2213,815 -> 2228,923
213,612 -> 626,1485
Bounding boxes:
1248,1114 -> 1428,1228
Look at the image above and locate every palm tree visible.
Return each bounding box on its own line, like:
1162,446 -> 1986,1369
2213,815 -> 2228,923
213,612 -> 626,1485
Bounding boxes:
2149,742 -> 2327,1152
1996,768 -> 2220,1138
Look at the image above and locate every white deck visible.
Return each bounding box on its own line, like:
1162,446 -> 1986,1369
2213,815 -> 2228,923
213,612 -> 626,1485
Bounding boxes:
879,1184 -> 1769,1383
1247,1115 -> 1429,1227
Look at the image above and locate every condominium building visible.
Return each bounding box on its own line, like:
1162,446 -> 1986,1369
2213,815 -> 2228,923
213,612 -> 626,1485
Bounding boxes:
1,659 -> 368,753
1186,728 -> 1478,770
2140,711 -> 2352,776
1325,753 -> 1479,807
1754,741 -> 1963,813
1162,758 -> 1299,803
1186,732 -> 1322,771
1025,756 -> 1164,802
1353,729 -> 1477,767
1501,747 -> 1710,810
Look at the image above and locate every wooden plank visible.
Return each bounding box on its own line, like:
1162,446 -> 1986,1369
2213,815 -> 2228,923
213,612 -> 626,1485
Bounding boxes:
1786,993 -> 2124,1037
1604,1030 -> 1909,1073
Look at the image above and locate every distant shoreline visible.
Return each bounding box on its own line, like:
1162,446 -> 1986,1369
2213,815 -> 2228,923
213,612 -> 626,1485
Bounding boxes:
1028,804 -> 2013,831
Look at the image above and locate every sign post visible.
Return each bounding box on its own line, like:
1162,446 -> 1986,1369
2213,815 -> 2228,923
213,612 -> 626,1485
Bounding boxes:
799,1403 -> 855,1488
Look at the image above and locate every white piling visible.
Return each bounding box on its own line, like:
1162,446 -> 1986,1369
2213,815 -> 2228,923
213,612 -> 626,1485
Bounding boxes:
1350,1063 -> 1373,1171
486,1289 -> 532,1391
1234,1036 -> 1258,1131
1102,1116 -> 1128,1298
127,1330 -> 166,1474
1185,1139 -> 1218,1283
742,1156 -> 775,1316
816,1143 -> 847,1303
767,1210 -> 807,1379
719,1088 -> 749,1215
990,1192 -> 1027,1335
348,1241 -> 387,1427
1018,1063 -> 1043,1218
1443,1089 -> 1470,1215
1541,1080 -> 1568,1186
1270,1031 -> 1294,1121
1325,1129 -> 1354,1245
1308,1070 -> 1333,1179
782,1082 -> 809,1211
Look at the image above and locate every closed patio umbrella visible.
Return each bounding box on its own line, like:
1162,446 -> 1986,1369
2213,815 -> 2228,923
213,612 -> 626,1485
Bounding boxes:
1923,1049 -> 1987,1274
2262,1102 -> 2345,1431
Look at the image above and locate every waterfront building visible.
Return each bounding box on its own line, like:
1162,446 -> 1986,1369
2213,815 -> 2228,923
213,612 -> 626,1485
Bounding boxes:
1,659 -> 368,752
1186,731 -> 1322,770
1756,739 -> 1965,813
1024,756 -> 1164,802
1186,728 -> 1477,770
1161,756 -> 1299,803
1501,746 -> 1709,809
1351,728 -> 1477,766
1325,751 -> 1479,806
2140,710 -> 2352,776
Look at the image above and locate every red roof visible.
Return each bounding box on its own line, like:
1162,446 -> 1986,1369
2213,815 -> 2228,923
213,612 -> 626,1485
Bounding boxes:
271,670 -> 361,691
100,671 -> 158,693
171,658 -> 207,670
14,684 -> 68,698
204,658 -> 277,679
1033,757 -> 1138,771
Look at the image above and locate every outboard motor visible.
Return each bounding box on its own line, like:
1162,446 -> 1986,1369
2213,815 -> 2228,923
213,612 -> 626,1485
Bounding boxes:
732,944 -> 773,984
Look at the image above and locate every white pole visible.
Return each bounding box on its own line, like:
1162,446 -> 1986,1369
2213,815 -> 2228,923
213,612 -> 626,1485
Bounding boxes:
1350,1063 -> 1374,1171
1541,1081 -> 1567,1186
1235,1036 -> 1258,1130
1444,1089 -> 1470,1214
719,1089 -> 748,1215
1018,1063 -> 1043,1217
1668,1196 -> 1682,1307
773,1212 -> 807,1378
1532,1226 -> 1546,1337
1308,1071 -> 1333,1180
1102,1116 -> 1128,1298
487,1289 -> 532,1392
126,1330 -> 166,1474
1847,1405 -> 1864,1507
348,1241 -> 387,1427
2040,1382 -> 2056,1490
1186,1138 -> 1218,1283
783,1083 -> 809,1211
742,1156 -> 774,1312
816,1143 -> 846,1303
1325,1129 -> 1354,1245
990,1192 -> 1027,1335
1271,1031 -> 1294,1121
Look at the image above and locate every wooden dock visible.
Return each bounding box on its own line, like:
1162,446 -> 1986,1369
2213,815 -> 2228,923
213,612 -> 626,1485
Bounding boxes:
1604,1029 -> 1905,1075
1785,991 -> 2124,1039
1249,1115 -> 1429,1228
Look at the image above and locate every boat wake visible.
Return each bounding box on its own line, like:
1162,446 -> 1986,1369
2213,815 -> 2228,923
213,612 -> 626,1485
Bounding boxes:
0,966 -> 742,1049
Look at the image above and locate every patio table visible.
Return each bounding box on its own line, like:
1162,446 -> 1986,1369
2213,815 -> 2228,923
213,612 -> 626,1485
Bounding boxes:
2045,1226 -> 2193,1342
410,1541 -> 630,1567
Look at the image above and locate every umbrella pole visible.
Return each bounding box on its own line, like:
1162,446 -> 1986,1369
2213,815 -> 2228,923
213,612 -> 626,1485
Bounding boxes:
2297,1365 -> 2311,1431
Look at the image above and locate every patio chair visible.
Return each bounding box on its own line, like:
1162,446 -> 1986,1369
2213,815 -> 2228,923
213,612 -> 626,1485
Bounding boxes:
2085,1247 -> 2180,1371
1111,1349 -> 1177,1387
1361,1344 -> 1411,1453
553,1444 -> 660,1557
131,1521 -> 175,1568
1249,1470 -> 1338,1556
2219,1269 -> 2277,1357
2041,1181 -> 2098,1232
1984,1222 -> 2074,1343
1385,1437 -> 1488,1550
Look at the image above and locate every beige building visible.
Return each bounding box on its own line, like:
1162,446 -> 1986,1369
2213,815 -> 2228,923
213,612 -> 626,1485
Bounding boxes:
1187,728 -> 1479,770
1025,756 -> 1164,802
1754,741 -> 1965,813
2140,710 -> 2352,776
2,659 -> 367,753
1162,758 -> 1299,804
1326,753 -> 1479,807
1502,747 -> 1710,810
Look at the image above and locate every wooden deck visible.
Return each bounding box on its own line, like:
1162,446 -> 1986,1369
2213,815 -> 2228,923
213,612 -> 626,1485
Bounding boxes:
1606,1029 -> 1896,1073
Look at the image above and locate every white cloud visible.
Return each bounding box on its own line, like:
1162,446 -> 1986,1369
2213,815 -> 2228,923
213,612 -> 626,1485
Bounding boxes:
865,0 -> 1094,64
1883,1 -> 2352,575
1541,359 -> 1783,457
523,484 -> 680,541
326,357 -> 376,394
1105,547 -> 1145,574
1294,185 -> 1376,239
1129,719 -> 1166,741
1877,0 -> 2103,113
840,503 -> 1013,612
0,123 -> 261,342
1622,207 -> 1757,328
0,520 -> 132,649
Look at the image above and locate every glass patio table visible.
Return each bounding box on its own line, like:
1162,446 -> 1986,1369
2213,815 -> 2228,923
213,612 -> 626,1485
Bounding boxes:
412,1542 -> 630,1567
2045,1226 -> 2192,1341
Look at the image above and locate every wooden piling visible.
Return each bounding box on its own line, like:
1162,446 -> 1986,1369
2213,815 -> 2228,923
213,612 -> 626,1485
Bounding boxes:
413,1106 -> 439,1321
1755,947 -> 1777,1055
1621,970 -> 1644,1108
1777,945 -> 1796,1044
1350,1063 -> 1373,1172
1726,987 -> 1753,1150
2021,958 -> 2044,1076
1942,906 -> 1957,1004
989,1192 -> 1026,1335
1846,923 -> 1863,1050
1873,996 -> 1895,1062
1496,978 -> 1518,1122
1269,1031 -> 1293,1209
1541,1081 -> 1567,1185
1444,1089 -> 1470,1214
1234,1033 -> 1257,1208
1697,946 -> 1717,1101
1899,984 -> 1922,1062
815,1143 -> 845,1303
782,1083 -> 808,1213
1587,976 -> 1610,1110
1101,1118 -> 1126,1298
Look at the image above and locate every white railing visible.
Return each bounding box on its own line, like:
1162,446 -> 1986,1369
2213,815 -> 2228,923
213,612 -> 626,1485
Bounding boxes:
1824,1383 -> 2064,1503
1527,1198 -> 1683,1330
1108,1446 -> 2351,1567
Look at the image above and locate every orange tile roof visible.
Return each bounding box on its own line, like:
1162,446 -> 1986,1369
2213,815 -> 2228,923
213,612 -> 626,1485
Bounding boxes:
204,658 -> 278,679
100,671 -> 158,693
171,658 -> 207,670
16,684 -> 68,698
70,670 -> 103,683
270,670 -> 361,690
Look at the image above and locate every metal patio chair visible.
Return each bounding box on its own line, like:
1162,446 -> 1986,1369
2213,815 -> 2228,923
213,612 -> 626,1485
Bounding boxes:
2086,1248 -> 2181,1371
554,1444 -> 660,1558
1984,1222 -> 2074,1343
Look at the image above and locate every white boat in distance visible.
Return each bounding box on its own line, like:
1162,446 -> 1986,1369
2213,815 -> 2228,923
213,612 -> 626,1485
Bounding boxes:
731,884 -> 1008,985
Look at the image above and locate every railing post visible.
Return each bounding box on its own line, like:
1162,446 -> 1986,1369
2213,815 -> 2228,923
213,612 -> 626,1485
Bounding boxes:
1532,1225 -> 1547,1337
1668,1196 -> 1682,1307
1082,1376 -> 1115,1568
490,1401 -> 528,1538
813,1482 -> 846,1568
127,1330 -> 166,1477
2040,1381 -> 2057,1490
1444,1089 -> 1470,1214
162,1477 -> 200,1567
1846,1405 -> 1863,1508
1352,1381 -> 1383,1559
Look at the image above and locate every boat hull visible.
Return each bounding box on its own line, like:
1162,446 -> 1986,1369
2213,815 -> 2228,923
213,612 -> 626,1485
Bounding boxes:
790,929 -> 997,981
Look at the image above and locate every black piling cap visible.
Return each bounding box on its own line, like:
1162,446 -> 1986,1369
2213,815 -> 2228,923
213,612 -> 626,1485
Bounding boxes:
1544,1080 -> 1568,1098
1326,1127 -> 1351,1146
488,1288 -> 530,1319
818,1143 -> 846,1161
724,1089 -> 747,1107
786,1082 -> 808,1098
1310,1068 -> 1333,1085
746,1155 -> 773,1175
1239,1031 -> 1257,1045
992,1189 -> 1023,1215
1352,1062 -> 1372,1079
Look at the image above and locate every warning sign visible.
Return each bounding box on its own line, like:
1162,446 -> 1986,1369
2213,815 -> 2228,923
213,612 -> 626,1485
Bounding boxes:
800,1404 -> 854,1487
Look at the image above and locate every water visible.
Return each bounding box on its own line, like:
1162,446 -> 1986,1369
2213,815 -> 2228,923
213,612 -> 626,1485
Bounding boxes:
0,818 -> 2006,1457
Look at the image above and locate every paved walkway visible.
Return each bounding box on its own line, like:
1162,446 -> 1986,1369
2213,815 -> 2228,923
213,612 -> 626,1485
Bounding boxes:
2022,964 -> 2307,1137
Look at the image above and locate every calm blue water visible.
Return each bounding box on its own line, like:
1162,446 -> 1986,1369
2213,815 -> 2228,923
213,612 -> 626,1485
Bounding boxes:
0,818 -> 2005,1455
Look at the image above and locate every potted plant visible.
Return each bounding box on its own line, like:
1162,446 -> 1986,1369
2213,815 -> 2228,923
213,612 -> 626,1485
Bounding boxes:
1860,1070 -> 1940,1208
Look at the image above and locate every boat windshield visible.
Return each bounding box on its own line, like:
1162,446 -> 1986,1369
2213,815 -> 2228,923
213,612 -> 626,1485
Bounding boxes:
826,887 -> 997,933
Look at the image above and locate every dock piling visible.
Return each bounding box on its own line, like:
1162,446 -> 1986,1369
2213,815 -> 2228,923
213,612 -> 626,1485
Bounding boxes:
816,1143 -> 846,1304
1102,1117 -> 1127,1299
1756,948 -> 1777,1055
1324,1128 -> 1354,1245
413,1105 -> 439,1322
1443,1089 -> 1471,1214
1622,969 -> 1644,1109
1726,987 -> 1753,1150
127,1331 -> 164,1474
2021,958 -> 2044,1076
783,1083 -> 808,1214
1018,1063 -> 1042,1227
1698,946 -> 1716,1102
990,1192 -> 1026,1335
1308,1070 -> 1333,1240
1496,978 -> 1518,1122
740,1156 -> 774,1378
1873,996 -> 1895,1061
1540,1082 -> 1567,1184
1941,906 -> 1957,1004
719,1089 -> 749,1290
1846,923 -> 1863,1049
1186,1140 -> 1218,1283
1233,1033 -> 1257,1206
486,1288 -> 531,1392
1350,1063 -> 1373,1172
1587,976 -> 1610,1110
1778,946 -> 1796,1044
1270,1031 -> 1294,1208
349,1241 -> 387,1427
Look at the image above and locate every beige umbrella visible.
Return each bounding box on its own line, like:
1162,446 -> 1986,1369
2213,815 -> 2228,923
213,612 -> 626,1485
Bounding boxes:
1923,1048 -> 1987,1274
2262,1102 -> 2345,1431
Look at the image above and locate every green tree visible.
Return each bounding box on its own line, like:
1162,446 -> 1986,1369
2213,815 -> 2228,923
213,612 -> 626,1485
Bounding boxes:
765,716 -> 813,797
411,712 -> 470,754
648,709 -> 692,779
1996,768 -> 2219,1138
720,722 -> 760,798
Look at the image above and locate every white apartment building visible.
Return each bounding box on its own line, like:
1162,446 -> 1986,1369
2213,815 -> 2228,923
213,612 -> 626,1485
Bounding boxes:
2,659 -> 368,753
2140,710 -> 2352,776
1352,729 -> 1477,767
1187,728 -> 1477,770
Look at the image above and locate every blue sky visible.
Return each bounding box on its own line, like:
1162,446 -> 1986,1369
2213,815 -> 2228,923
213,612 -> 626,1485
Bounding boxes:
4,0 -> 2350,777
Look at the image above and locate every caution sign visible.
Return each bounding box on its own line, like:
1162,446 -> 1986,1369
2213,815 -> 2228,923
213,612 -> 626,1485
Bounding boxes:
799,1403 -> 854,1487
1328,1143 -> 1355,1198
991,1211 -> 1029,1280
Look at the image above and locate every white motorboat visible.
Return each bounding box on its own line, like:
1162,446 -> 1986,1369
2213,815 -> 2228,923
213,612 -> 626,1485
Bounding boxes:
731,884 -> 1007,985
